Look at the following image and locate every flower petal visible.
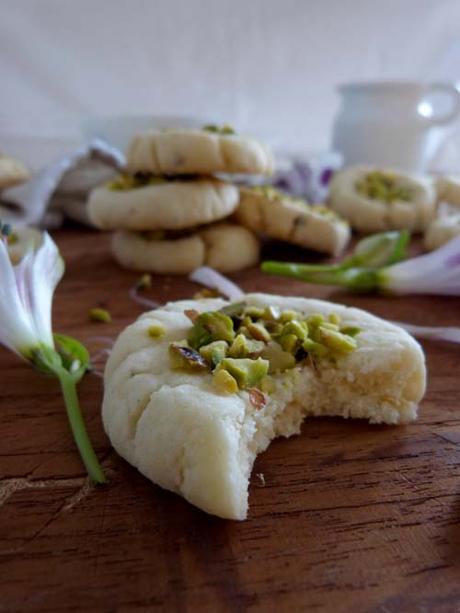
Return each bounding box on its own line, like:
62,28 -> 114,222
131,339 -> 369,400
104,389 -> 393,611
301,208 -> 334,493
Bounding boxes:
28,233 -> 65,347
0,239 -> 38,355
384,235 -> 460,295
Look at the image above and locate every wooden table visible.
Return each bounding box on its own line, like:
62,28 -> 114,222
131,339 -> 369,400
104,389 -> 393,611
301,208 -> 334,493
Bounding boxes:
1,229 -> 460,612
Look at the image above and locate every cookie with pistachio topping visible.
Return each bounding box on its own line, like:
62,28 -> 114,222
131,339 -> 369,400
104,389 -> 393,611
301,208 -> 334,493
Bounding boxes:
87,175 -> 239,231
126,127 -> 274,176
328,166 -> 436,233
424,204 -> 460,251
235,186 -> 351,256
0,154 -> 29,189
111,222 -> 260,274
102,293 -> 426,520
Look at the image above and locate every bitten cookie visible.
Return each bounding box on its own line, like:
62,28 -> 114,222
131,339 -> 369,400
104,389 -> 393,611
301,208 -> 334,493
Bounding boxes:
102,293 -> 426,520
87,176 -> 239,231
329,166 -> 436,233
235,186 -> 351,256
126,128 -> 274,176
424,205 -> 460,251
0,154 -> 30,189
112,222 -> 260,274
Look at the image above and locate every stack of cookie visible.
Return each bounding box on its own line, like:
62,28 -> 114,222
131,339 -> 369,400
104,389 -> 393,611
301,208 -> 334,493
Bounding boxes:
87,125 -> 273,274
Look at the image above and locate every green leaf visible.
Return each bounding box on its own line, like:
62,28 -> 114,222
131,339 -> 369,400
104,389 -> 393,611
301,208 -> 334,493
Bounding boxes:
53,333 -> 90,383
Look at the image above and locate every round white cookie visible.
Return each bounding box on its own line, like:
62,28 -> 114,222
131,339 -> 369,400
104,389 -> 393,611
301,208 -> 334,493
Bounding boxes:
436,175 -> 460,206
126,129 -> 274,176
328,166 -> 436,233
0,154 -> 30,189
87,178 -> 239,231
112,222 -> 260,274
102,293 -> 426,520
235,187 -> 351,256
424,205 -> 460,251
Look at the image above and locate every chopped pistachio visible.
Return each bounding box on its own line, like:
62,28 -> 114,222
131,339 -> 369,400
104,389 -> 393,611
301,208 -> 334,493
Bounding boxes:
107,173 -> 167,191
279,333 -> 298,353
244,306 -> 265,319
356,171 -> 412,204
318,321 -> 340,332
212,368 -> 238,394
328,313 -> 341,325
318,327 -> 358,354
220,302 -> 246,317
217,357 -> 269,389
302,337 -> 329,357
194,288 -> 223,299
148,323 -> 165,338
263,305 -> 281,321
188,311 -> 235,349
282,320 -> 308,341
203,124 -> 235,135
89,308 -> 111,323
169,342 -> 208,371
340,325 -> 361,337
228,334 -> 265,358
136,273 -> 152,290
280,309 -> 301,323
261,341 -> 296,373
199,340 -> 228,367
307,313 -> 326,327
246,322 -> 271,342
260,376 -> 276,394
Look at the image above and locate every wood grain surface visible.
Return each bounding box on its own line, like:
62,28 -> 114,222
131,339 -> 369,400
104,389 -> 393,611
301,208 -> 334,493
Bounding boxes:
1,228 -> 460,613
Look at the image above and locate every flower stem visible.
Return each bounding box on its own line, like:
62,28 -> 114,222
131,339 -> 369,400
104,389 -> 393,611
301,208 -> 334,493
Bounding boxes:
56,368 -> 107,484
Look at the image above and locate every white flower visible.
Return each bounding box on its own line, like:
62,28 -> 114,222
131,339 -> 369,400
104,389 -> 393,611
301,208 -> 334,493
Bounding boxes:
381,234 -> 460,296
0,227 -> 64,358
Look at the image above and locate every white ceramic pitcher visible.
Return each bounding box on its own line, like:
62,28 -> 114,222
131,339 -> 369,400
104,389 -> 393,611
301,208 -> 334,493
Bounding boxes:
332,81 -> 460,172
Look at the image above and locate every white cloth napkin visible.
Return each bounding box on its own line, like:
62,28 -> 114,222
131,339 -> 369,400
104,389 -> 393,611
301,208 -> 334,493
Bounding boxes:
0,139 -> 125,228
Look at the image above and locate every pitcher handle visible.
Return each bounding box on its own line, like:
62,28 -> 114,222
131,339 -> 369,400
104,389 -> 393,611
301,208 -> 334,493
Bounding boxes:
420,83 -> 460,126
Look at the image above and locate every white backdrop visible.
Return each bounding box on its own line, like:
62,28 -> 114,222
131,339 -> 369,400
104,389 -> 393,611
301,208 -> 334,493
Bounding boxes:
1,0 -> 460,163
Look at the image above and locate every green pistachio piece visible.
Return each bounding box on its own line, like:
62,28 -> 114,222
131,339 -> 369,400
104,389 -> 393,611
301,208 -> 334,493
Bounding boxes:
203,124 -> 235,135
217,357 -> 269,389
282,320 -> 308,341
169,342 -> 208,371
244,306 -> 265,319
228,334 -> 265,358
148,323 -> 165,338
279,333 -> 298,353
328,313 -> 341,325
263,305 -> 281,321
318,327 -> 358,354
199,340 -> 228,367
260,376 -> 276,394
318,321 -> 340,332
212,368 -> 239,394
261,341 -> 296,373
89,308 -> 111,323
302,337 -> 329,358
340,325 -> 361,337
220,302 -> 246,318
279,309 -> 301,323
307,313 -> 326,327
246,322 -> 271,343
356,171 -> 412,203
188,311 -> 235,349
